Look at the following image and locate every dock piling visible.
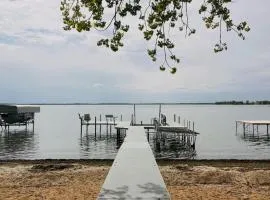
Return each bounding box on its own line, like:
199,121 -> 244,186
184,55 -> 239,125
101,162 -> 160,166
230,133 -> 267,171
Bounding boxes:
236,120 -> 270,136
158,104 -> 161,124
110,124 -> 112,136
99,115 -> 102,138
147,128 -> 150,142
116,128 -> 120,148
106,120 -> 108,136
95,116 -> 97,138
79,114 -> 83,136
133,104 -> 136,125
32,120 -> 35,133
86,124 -> 89,135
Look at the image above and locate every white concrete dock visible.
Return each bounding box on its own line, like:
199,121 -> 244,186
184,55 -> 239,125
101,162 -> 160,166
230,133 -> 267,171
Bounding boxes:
97,126 -> 170,199
114,121 -> 131,129
236,120 -> 270,125
236,120 -> 270,135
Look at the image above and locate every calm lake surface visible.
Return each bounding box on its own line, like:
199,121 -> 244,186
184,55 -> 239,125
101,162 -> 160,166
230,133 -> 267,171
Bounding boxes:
0,104 -> 270,160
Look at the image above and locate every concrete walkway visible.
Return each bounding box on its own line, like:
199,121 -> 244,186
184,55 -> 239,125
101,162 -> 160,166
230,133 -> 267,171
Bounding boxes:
98,126 -> 170,199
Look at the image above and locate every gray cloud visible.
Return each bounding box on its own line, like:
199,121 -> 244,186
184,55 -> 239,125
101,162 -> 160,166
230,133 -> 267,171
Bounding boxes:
0,0 -> 270,103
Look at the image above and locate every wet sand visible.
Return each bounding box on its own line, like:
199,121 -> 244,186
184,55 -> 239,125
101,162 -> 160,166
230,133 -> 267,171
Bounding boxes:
1,160 -> 270,200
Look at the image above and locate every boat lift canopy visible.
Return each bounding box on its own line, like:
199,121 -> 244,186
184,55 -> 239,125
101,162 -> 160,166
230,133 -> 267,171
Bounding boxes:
0,104 -> 40,114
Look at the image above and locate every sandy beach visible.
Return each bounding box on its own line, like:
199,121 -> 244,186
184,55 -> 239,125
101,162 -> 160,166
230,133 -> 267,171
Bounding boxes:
1,160 -> 270,200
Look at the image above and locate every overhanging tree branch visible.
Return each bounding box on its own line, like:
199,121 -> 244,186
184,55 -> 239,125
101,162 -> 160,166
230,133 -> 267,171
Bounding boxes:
60,0 -> 250,74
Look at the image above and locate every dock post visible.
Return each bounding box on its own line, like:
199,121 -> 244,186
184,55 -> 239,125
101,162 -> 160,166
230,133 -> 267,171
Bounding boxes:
243,123 -> 245,136
131,114 -> 133,126
80,121 -> 82,136
178,116 -> 180,124
106,119 -> 108,137
86,123 -> 89,135
110,124 -> 112,136
116,128 -> 120,148
158,104 -> 161,125
121,114 -> 122,121
174,114 -> 176,122
267,125 -> 269,135
147,128 -> 150,142
32,120 -> 35,133
95,116 -> 97,139
193,122 -> 194,132
133,104 -> 136,125
100,115 -> 102,138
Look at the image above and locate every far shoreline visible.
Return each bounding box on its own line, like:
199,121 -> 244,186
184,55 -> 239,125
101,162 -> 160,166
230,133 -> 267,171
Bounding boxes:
2,102 -> 270,105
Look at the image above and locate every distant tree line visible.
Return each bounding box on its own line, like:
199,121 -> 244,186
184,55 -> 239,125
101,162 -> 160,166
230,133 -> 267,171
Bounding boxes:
215,100 -> 270,105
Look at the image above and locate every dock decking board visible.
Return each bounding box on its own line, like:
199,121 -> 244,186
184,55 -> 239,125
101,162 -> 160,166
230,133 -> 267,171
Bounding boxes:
97,126 -> 170,199
236,120 -> 270,125
115,121 -> 131,129
81,120 -> 117,126
236,120 -> 270,135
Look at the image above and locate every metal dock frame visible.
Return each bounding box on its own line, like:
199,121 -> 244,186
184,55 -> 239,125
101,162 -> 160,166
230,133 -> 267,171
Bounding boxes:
236,120 -> 270,135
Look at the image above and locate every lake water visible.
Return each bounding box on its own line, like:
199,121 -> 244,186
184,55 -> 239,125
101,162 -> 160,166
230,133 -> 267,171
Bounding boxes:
0,104 -> 270,160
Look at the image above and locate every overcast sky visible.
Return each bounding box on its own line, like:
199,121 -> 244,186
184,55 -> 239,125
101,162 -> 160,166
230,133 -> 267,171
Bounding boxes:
0,0 -> 269,103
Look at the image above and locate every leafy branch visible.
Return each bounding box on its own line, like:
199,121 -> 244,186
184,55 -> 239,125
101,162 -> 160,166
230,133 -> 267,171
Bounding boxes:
60,0 -> 250,73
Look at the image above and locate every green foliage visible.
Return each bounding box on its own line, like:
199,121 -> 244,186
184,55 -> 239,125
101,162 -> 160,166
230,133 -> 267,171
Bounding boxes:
199,0 -> 250,53
60,0 -> 250,73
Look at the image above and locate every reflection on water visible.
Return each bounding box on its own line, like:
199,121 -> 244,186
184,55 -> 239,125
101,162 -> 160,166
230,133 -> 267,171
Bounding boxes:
79,130 -> 197,159
79,133 -> 124,159
237,125 -> 270,147
238,133 -> 270,147
0,129 -> 38,159
150,132 -> 197,159
1,105 -> 269,160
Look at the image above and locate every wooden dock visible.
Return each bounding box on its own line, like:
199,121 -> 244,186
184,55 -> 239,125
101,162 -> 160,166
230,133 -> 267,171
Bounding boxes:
236,120 -> 270,135
97,126 -> 170,199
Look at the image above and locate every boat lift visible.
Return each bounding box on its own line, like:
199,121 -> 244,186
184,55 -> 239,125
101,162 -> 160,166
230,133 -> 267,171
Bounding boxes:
0,104 -> 40,132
